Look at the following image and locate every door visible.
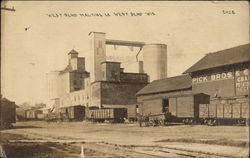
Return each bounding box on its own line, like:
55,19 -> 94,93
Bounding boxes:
162,99 -> 169,113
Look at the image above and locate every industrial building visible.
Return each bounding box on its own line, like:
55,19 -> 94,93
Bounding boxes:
136,74 -> 193,116
46,32 -> 167,115
136,43 -> 249,124
184,43 -> 249,106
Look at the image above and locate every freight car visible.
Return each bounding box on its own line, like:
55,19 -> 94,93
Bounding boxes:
0,98 -> 16,129
138,93 -> 249,126
138,93 -> 210,126
199,102 -> 249,125
86,108 -> 127,123
59,105 -> 85,121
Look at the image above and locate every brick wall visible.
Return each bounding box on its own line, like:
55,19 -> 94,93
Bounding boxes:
101,82 -> 147,105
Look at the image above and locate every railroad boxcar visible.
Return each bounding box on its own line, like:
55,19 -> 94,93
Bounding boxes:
0,98 -> 16,129
139,92 -> 249,126
86,108 -> 127,123
138,93 -> 210,126
199,102 -> 249,125
59,105 -> 85,121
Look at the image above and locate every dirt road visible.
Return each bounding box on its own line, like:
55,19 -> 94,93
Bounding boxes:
1,121 -> 249,158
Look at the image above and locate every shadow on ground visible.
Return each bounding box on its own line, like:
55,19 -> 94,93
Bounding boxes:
13,125 -> 42,129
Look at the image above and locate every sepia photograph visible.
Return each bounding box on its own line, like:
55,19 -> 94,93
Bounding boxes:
1,0 -> 249,158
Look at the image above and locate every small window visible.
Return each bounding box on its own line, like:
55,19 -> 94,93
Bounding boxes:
73,80 -> 77,85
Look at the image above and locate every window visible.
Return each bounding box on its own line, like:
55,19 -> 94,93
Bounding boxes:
73,80 -> 77,85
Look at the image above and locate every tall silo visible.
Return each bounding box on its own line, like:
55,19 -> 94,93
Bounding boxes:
142,44 -> 167,82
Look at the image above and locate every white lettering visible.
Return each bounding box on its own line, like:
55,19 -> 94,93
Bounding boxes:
198,77 -> 203,82
243,69 -> 249,75
216,74 -> 221,80
227,72 -> 233,78
203,76 -> 208,81
235,71 -> 240,77
211,75 -> 216,80
192,78 -> 197,83
221,73 -> 227,79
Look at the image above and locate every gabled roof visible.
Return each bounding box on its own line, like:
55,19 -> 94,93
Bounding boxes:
68,49 -> 79,55
136,74 -> 191,96
184,43 -> 250,73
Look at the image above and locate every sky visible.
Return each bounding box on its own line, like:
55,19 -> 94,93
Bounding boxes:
1,1 -> 249,105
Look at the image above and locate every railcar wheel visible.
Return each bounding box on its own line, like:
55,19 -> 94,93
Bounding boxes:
204,119 -> 208,125
159,119 -> 165,126
212,120 -> 217,126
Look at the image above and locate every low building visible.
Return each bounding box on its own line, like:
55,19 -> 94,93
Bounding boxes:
25,108 -> 43,120
136,74 -> 193,116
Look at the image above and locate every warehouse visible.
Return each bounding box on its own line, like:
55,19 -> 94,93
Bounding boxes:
184,43 -> 249,123
136,74 -> 209,121
136,43 -> 249,125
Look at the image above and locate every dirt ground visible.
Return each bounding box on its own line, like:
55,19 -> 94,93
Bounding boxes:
1,121 -> 249,158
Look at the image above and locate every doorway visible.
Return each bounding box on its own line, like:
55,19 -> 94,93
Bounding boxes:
162,99 -> 169,113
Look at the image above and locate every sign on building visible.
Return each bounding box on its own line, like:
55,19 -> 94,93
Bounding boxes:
235,69 -> 249,95
192,72 -> 234,84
